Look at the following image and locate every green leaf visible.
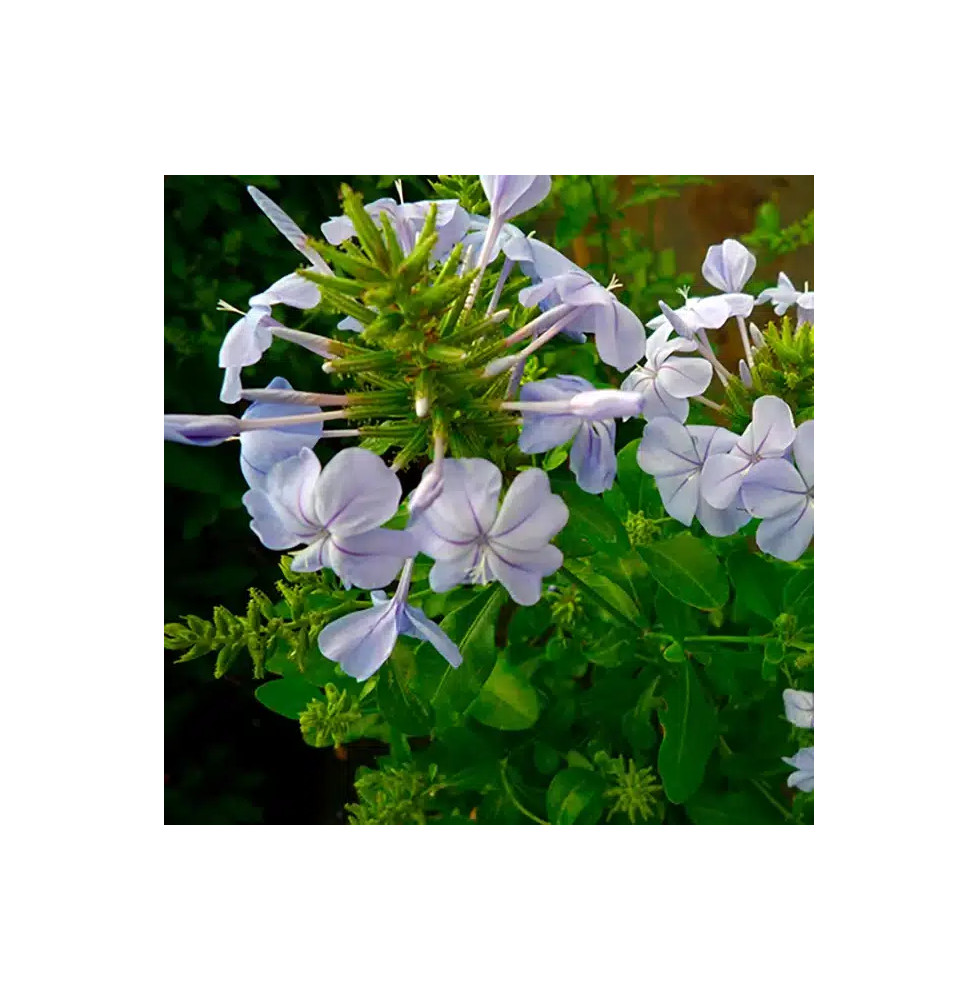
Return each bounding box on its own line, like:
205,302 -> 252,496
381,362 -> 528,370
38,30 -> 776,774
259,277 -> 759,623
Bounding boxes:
546,768 -> 606,824
550,471 -> 630,557
468,656 -> 541,731
567,561 -> 641,623
641,532 -> 729,610
377,644 -> 434,736
254,677 -> 324,720
653,587 -> 698,639
417,585 -> 505,722
614,439 -> 664,516
657,660 -> 717,803
783,567 -> 814,635
727,549 -> 784,621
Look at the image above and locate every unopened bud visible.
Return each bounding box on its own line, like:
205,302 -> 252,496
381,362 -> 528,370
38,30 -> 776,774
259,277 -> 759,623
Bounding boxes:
738,360 -> 754,389
568,390 -> 643,420
415,395 -> 430,418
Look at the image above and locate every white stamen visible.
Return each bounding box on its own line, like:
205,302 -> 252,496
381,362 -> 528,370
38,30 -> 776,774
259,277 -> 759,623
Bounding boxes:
217,299 -> 247,316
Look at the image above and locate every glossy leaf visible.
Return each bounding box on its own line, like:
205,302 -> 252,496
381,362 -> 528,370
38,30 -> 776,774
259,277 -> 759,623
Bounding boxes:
546,768 -> 605,824
550,471 -> 630,557
417,585 -> 506,723
254,677 -> 324,720
641,532 -> 729,610
657,660 -> 717,803
377,644 -> 434,736
727,549 -> 784,622
469,656 -> 541,731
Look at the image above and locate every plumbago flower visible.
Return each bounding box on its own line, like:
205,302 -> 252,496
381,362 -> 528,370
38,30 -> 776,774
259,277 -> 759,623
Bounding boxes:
412,460 -> 569,605
217,188 -> 332,404
621,320 -> 714,422
317,560 -> 461,681
702,238 -> 757,297
518,272 -> 646,372
757,272 -> 815,326
742,420 -> 814,561
218,276 -> 321,404
700,396 -> 797,511
514,376 -> 643,494
243,447 -> 417,587
783,689 -> 814,729
782,746 -> 814,792
637,419 -> 751,537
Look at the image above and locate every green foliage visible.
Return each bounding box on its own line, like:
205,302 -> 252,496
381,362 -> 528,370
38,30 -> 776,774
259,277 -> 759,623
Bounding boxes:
742,202 -> 814,259
167,174 -> 814,825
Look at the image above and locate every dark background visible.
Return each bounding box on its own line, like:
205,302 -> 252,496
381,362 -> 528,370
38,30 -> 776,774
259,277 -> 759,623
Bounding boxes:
164,175 -> 814,824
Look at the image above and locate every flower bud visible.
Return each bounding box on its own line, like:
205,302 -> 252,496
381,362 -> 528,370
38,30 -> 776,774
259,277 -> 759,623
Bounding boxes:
568,389 -> 643,420
164,414 -> 240,447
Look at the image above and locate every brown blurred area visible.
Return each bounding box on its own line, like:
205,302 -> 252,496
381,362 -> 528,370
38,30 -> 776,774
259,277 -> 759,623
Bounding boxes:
571,175 -> 813,373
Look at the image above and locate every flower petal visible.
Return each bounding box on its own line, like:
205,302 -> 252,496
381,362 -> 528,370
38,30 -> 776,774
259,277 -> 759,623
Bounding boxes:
317,603 -> 400,681
489,468 -> 568,550
486,546 -> 562,606
402,605 -> 462,667
745,395 -> 796,458
314,448 -> 402,536
429,459 -> 502,541
593,298 -> 646,372
569,421 -> 617,494
792,420 -> 814,489
695,496 -> 751,537
428,547 -> 481,591
700,451 -> 752,510
264,447 -> 326,538
656,354 -> 714,399
783,689 -> 814,729
741,459 -> 808,519
755,501 -> 814,562
242,488 -> 303,550
329,527 -> 418,589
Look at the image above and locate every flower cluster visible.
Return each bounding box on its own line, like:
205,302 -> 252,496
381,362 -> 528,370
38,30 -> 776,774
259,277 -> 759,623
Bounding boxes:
164,176 -> 815,687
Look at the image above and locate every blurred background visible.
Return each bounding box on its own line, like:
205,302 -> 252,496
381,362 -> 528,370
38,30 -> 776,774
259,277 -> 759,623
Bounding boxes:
164,174 -> 814,824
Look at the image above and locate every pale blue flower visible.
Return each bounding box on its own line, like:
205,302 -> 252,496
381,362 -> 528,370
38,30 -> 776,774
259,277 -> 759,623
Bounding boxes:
621,321 -> 714,422
700,396 -> 796,510
316,567 -> 461,681
412,460 -> 568,605
782,746 -> 814,792
742,420 -> 814,561
757,272 -> 814,326
516,376 -> 641,494
702,238 -> 756,294
218,273 -> 321,404
637,419 -> 752,536
479,175 -> 552,223
247,186 -> 332,274
518,271 -> 645,372
243,447 -> 417,588
783,689 -> 814,729
238,377 -> 323,491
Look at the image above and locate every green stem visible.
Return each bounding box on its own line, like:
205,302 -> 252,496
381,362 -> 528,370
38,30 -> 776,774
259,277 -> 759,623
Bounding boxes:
499,759 -> 550,825
558,565 -> 633,629
645,631 -> 811,652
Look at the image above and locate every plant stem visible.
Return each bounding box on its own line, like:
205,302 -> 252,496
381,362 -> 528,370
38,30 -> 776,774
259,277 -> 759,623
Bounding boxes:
500,759 -> 550,825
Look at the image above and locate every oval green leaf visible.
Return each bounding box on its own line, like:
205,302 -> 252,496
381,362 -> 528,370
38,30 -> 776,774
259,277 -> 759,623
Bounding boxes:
641,532 -> 729,610
657,660 -> 717,803
546,768 -> 606,824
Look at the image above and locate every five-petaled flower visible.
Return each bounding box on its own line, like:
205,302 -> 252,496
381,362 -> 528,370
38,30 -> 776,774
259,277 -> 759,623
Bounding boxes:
412,460 -> 568,605
637,419 -> 752,537
516,376 -> 641,494
741,420 -> 814,561
621,321 -> 714,422
316,564 -> 461,681
243,447 -> 417,588
757,272 -> 814,326
699,396 -> 797,511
